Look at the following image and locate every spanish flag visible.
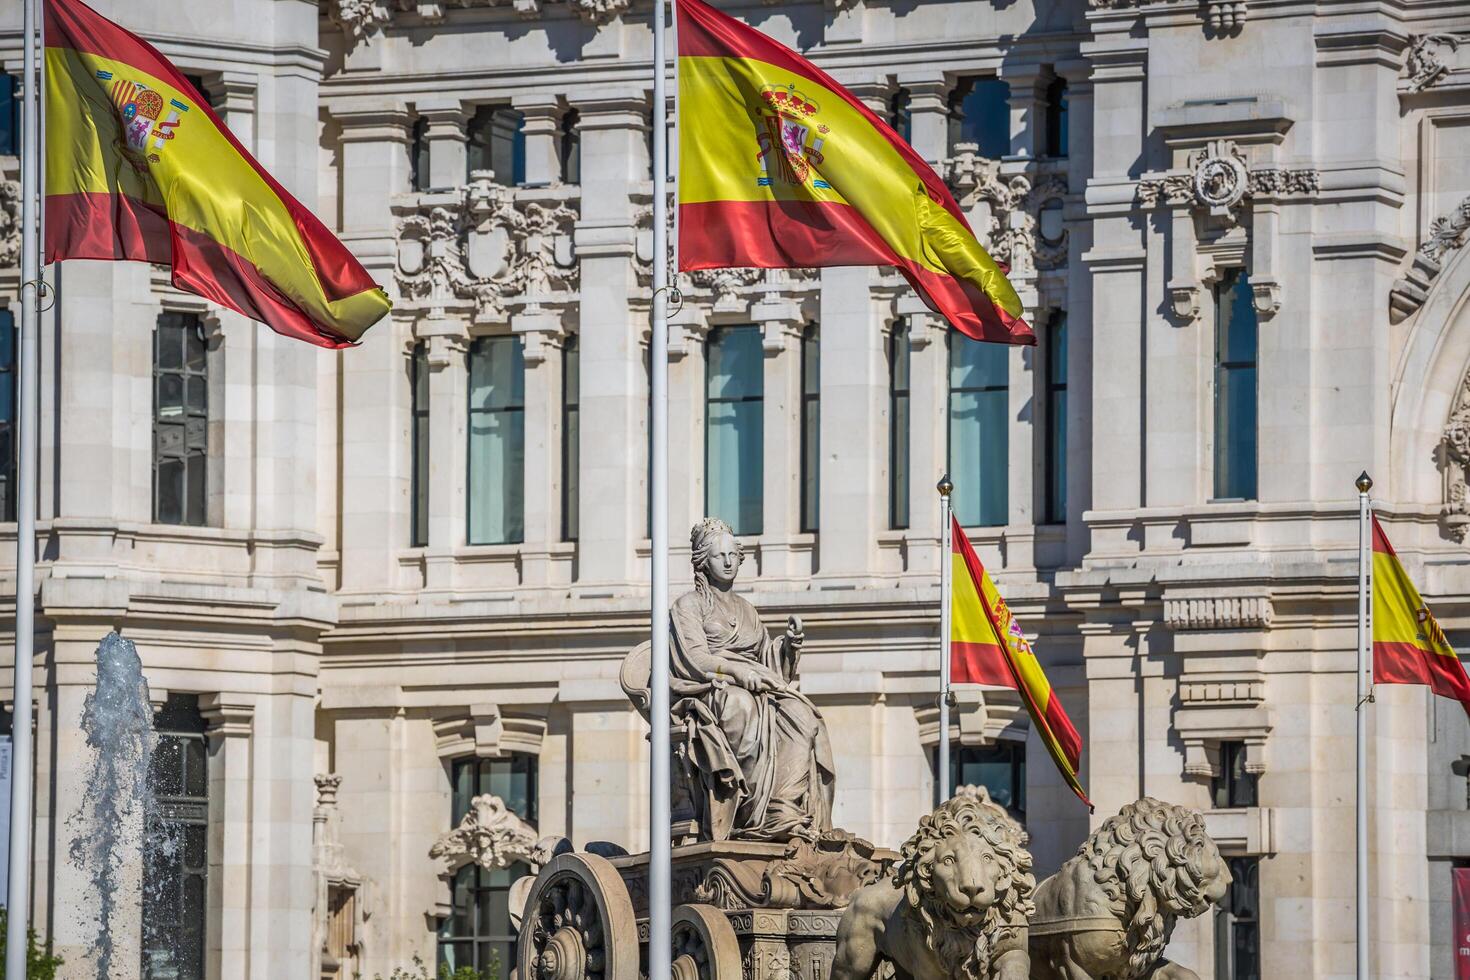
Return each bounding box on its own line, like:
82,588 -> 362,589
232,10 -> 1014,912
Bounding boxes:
1371,516 -> 1470,715
43,0 -> 389,348
950,517 -> 1090,807
676,0 -> 1033,346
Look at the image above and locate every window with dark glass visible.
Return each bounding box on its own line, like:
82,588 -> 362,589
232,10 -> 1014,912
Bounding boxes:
467,336 -> 526,545
153,312 -> 208,527
947,76 -> 1010,158
0,310 -> 15,522
888,320 -> 911,530
410,116 -> 431,192
467,106 -> 526,186
1044,312 -> 1068,525
889,87 -> 912,144
142,694 -> 208,980
800,325 -> 819,533
0,73 -> 17,156
1214,268 -> 1258,501
1043,77 -> 1069,158
182,75 -> 211,109
706,326 -> 763,536
932,741 -> 1026,817
411,341 -> 429,547
439,755 -> 538,977
562,335 -> 580,542
560,108 -> 581,185
1214,857 -> 1261,980
948,329 -> 1008,527
1211,741 -> 1258,809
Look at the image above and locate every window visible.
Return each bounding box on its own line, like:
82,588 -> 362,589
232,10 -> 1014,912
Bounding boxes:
0,310 -> 15,522
410,116 -> 430,192
562,335 -> 579,542
1043,77 -> 1068,158
705,326 -> 763,536
1211,741 -> 1258,809
933,741 -> 1026,817
888,320 -> 911,530
142,694 -> 208,980
1214,269 -> 1258,501
467,336 -> 525,545
0,73 -> 16,156
1214,857 -> 1261,980
560,109 -> 581,184
411,341 -> 429,547
439,755 -> 538,977
153,313 -> 208,526
182,75 -> 211,109
948,330 -> 1008,527
467,106 -> 525,186
1044,312 -> 1067,525
889,87 -> 912,144
948,76 -> 1010,158
800,325 -> 819,533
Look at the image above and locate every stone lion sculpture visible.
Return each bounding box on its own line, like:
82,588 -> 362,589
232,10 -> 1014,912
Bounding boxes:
831,791 -> 1035,980
1028,797 -> 1231,980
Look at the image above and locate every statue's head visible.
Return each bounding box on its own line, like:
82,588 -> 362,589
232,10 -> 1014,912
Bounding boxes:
690,517 -> 743,591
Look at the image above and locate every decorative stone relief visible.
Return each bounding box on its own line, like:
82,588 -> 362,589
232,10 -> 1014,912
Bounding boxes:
941,144 -> 1069,277
393,175 -> 577,322
1440,371 -> 1470,541
1391,194 -> 1470,323
0,179 -> 19,269
326,0 -> 391,44
313,773 -> 369,979
327,0 -> 628,40
1404,33 -> 1463,93
1088,0 -> 1246,34
429,793 -> 547,877
1163,595 -> 1272,631
1138,141 -> 1319,219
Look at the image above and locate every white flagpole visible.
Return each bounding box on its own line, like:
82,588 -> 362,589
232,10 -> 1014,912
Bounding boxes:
7,0 -> 41,973
937,475 -> 953,801
648,0 -> 672,975
1355,470 -> 1373,980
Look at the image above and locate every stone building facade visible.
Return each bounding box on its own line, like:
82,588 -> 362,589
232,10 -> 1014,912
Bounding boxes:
1,0 -> 1470,977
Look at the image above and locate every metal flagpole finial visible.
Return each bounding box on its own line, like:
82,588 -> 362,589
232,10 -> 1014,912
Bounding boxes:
1356,471 -> 1373,495
937,474 -> 953,498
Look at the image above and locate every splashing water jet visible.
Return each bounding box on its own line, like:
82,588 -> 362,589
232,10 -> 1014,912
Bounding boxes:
67,632 -> 157,980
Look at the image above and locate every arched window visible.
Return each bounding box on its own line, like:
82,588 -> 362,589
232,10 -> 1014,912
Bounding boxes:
438,754 -> 539,977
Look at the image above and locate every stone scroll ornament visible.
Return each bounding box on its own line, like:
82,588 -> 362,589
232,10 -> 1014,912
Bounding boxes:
1028,798 -> 1231,980
830,788 -> 1036,980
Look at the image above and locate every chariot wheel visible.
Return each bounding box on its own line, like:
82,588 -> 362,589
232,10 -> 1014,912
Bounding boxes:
670,904 -> 742,980
518,852 -> 640,980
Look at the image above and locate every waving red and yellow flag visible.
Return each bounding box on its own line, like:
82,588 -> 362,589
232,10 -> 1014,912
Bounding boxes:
676,0 -> 1033,346
1372,516 -> 1470,715
951,516 -> 1089,807
44,0 -> 389,348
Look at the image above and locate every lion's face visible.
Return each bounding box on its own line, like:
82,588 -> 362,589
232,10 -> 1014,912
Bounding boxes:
1196,842 -> 1232,909
926,831 -> 999,920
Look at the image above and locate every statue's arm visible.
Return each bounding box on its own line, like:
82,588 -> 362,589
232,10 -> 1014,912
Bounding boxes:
670,599 -> 732,680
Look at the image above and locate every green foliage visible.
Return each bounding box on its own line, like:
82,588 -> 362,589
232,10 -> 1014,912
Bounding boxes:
359,950 -> 501,980
0,907 -> 64,980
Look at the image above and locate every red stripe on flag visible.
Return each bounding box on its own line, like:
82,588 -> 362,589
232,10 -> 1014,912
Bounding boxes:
47,0 -> 383,307
1374,640 -> 1470,718
951,641 -> 1014,688
47,191 -> 356,349
1042,695 -> 1083,770
1372,515 -> 1395,556
680,199 -> 1034,345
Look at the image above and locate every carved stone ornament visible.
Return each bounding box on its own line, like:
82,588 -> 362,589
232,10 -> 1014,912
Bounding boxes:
326,0 -> 390,43
941,144 -> 1069,277
1088,0 -> 1246,33
327,0 -> 629,41
429,793 -> 547,877
693,830 -> 891,912
1191,141 -> 1250,212
1391,194 -> 1470,323
1404,33 -> 1463,93
1029,798 -> 1230,980
0,179 -> 19,269
394,175 -> 578,322
1440,371 -> 1470,542
1137,142 -> 1318,220
1163,595 -> 1272,631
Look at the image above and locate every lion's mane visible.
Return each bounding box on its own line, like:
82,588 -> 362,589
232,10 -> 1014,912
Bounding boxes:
1078,797 -> 1223,979
892,793 -> 1036,980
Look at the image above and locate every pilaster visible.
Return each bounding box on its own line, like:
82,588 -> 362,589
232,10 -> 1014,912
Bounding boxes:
201,693 -> 257,980
753,295 -> 806,579
901,302 -> 948,572
896,72 -> 949,165
997,63 -> 1046,160
515,311 -> 568,586
420,321 -> 472,591
514,93 -> 565,187
416,97 -> 467,192
203,70 -> 258,153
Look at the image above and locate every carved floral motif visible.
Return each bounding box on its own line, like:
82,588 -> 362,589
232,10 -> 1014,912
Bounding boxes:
429,793 -> 547,876
1441,370 -> 1470,541
1390,194 -> 1470,323
1137,140 -> 1318,217
1404,33 -> 1463,93
940,144 -> 1069,276
326,0 -> 629,41
0,180 -> 18,269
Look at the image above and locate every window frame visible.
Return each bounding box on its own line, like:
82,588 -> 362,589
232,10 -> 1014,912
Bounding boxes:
0,309 -> 16,523
466,105 -> 527,187
562,334 -> 580,542
1213,855 -> 1261,980
888,320 -> 911,531
800,324 -> 820,534
704,325 -> 765,537
947,328 -> 1010,528
142,694 -> 209,980
932,739 -> 1027,818
1043,311 -> 1068,525
947,75 -> 1011,158
410,341 -> 430,548
466,335 -> 527,546
1043,76 -> 1069,159
1212,267 -> 1259,502
152,312 -> 209,527
1211,740 -> 1259,809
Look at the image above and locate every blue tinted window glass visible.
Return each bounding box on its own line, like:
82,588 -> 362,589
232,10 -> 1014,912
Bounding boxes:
706,327 -> 764,536
948,331 -> 1008,526
1214,269 -> 1258,500
949,77 -> 1010,158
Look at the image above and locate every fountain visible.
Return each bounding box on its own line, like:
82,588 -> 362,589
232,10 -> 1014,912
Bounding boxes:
65,632 -> 158,980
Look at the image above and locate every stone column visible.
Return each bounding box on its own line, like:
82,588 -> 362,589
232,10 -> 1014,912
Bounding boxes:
896,72 -> 949,165
754,295 -> 806,579
515,313 -> 568,585
1006,340 -> 1036,568
901,301 -> 948,573
570,89 -> 648,590
203,70 -> 258,153
1057,60 -> 1094,564
998,63 -> 1045,160
420,322 -> 471,592
201,693 -> 257,980
417,97 -> 467,191
515,93 -> 564,187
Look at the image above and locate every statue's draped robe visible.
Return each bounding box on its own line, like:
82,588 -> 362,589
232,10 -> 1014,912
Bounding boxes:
670,588 -> 835,841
